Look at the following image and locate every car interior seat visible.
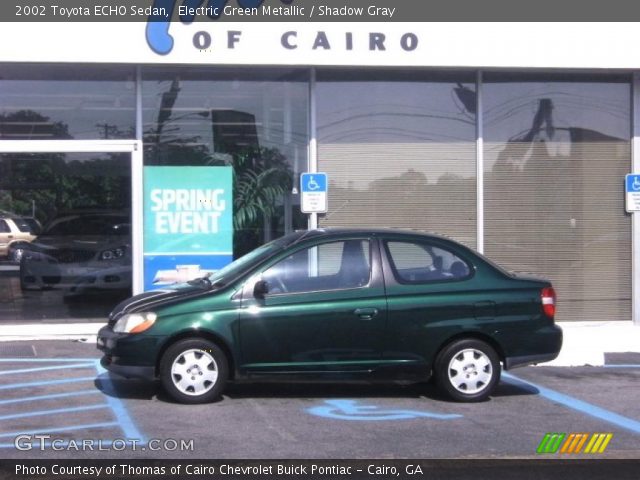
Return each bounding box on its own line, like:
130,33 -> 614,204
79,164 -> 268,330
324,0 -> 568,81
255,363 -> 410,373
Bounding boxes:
450,260 -> 469,278
339,241 -> 370,288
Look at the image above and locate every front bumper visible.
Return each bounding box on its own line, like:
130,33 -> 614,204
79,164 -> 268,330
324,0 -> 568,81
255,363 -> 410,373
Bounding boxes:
97,325 -> 161,380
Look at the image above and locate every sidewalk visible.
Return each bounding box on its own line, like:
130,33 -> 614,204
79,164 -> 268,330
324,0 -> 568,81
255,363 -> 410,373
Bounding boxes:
0,321 -> 639,367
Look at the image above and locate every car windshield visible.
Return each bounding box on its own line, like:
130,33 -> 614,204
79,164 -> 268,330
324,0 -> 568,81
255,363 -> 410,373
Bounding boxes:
212,236 -> 301,284
19,218 -> 41,234
184,231 -> 307,289
44,215 -> 129,236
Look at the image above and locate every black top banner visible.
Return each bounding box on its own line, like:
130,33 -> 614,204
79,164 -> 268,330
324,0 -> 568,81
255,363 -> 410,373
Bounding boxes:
4,0 -> 640,22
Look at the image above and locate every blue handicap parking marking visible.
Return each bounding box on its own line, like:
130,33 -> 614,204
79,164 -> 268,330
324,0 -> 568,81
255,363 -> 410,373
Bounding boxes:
307,399 -> 462,421
0,358 -> 145,448
502,371 -> 640,436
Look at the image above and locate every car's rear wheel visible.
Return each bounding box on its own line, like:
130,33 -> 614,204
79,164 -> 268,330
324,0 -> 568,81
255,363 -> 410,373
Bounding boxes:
434,338 -> 500,402
159,338 -> 228,404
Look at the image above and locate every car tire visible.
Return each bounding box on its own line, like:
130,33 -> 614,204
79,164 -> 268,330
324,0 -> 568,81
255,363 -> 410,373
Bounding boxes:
159,338 -> 228,404
434,338 -> 500,402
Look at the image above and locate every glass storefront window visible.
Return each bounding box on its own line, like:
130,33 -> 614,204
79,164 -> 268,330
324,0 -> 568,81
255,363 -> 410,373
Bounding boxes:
0,65 -> 136,140
317,70 -> 477,248
142,68 -> 309,258
0,152 -> 132,321
483,73 -> 631,321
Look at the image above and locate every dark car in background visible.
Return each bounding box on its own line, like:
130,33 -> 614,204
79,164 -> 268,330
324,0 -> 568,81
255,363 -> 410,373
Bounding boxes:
20,211 -> 131,295
98,229 -> 562,404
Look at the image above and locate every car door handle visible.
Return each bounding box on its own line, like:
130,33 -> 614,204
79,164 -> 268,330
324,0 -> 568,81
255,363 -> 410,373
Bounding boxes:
354,308 -> 378,320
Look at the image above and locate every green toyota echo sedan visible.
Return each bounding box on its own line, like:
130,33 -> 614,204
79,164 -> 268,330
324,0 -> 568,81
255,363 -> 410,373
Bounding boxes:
97,229 -> 562,404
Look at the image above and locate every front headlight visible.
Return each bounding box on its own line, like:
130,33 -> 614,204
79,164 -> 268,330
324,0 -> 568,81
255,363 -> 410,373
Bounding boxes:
100,246 -> 127,261
113,312 -> 157,334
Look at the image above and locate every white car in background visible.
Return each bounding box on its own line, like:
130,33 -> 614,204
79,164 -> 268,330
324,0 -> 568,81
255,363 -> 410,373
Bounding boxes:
0,215 -> 40,262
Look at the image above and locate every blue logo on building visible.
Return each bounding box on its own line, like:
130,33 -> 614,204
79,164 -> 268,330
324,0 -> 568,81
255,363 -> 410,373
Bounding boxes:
146,0 -> 293,55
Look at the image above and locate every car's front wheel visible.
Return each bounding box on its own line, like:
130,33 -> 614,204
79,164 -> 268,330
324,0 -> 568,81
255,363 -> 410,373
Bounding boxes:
159,339 -> 228,404
434,339 -> 500,402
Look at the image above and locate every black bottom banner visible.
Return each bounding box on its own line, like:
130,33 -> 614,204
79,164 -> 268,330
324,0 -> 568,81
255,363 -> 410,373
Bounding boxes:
1,459 -> 640,480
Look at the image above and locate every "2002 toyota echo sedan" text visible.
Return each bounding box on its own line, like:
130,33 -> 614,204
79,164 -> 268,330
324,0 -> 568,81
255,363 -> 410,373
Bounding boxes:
97,229 -> 562,403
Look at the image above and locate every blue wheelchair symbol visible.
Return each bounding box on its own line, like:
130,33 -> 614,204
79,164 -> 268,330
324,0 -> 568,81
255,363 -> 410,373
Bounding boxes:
307,399 -> 462,421
306,176 -> 320,191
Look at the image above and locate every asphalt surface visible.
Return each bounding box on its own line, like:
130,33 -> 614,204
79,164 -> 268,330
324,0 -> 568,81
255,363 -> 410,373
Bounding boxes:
1,341 -> 639,460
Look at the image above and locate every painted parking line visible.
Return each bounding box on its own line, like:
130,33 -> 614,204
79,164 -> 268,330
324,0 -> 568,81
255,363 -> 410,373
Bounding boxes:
0,422 -> 120,439
602,364 -> 640,369
0,404 -> 108,421
0,363 -> 96,376
502,372 -> 640,435
0,358 -> 145,449
0,389 -> 100,406
0,376 -> 97,390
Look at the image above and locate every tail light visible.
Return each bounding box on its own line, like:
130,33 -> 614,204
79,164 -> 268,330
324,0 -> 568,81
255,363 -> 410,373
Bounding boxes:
541,287 -> 556,318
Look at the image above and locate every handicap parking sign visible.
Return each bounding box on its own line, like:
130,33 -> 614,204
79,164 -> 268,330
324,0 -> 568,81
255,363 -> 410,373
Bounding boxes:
301,172 -> 328,213
625,174 -> 640,212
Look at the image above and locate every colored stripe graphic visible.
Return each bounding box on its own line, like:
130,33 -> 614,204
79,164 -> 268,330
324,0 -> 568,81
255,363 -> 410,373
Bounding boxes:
584,433 -> 613,454
560,433 -> 589,454
538,433 -> 613,454
537,433 -> 566,453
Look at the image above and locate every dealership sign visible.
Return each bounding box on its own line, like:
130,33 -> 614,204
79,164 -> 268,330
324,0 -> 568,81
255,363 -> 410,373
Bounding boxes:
143,166 -> 233,290
144,0 -> 416,55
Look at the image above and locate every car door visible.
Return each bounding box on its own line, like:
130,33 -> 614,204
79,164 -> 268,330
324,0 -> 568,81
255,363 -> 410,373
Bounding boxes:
238,237 -> 387,375
381,237 -> 483,369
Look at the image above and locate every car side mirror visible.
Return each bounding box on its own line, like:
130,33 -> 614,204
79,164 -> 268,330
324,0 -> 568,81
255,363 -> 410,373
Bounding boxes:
253,280 -> 269,299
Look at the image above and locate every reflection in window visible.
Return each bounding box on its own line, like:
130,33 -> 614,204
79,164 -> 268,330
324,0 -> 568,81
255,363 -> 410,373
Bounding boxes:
483,74 -> 631,321
386,241 -> 470,283
142,68 -> 309,257
317,71 -> 477,248
262,240 -> 371,294
0,65 -> 135,140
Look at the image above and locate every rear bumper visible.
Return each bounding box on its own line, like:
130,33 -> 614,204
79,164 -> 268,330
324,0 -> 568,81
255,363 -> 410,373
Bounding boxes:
504,352 -> 559,370
503,324 -> 563,369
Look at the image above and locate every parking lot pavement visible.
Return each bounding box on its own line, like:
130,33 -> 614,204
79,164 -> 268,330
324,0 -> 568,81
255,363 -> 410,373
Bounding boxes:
0,342 -> 144,459
1,341 -> 640,459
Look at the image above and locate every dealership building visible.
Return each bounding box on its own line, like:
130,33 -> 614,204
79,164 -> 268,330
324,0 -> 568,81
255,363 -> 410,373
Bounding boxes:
0,21 -> 639,329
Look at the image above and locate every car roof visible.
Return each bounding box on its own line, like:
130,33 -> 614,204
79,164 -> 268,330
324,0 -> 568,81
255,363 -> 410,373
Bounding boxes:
292,227 -> 460,244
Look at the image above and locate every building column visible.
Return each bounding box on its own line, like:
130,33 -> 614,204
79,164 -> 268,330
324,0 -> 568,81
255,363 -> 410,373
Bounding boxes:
308,67 -> 318,230
476,70 -> 484,254
632,73 -> 640,325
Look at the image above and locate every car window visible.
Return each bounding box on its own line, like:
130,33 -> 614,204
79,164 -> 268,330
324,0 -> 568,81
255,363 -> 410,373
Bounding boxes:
45,215 -> 129,235
0,220 -> 9,233
385,241 -> 471,283
13,218 -> 34,233
262,239 -> 371,294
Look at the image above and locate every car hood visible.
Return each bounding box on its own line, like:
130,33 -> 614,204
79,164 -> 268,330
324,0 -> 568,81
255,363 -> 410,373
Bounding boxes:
107,283 -> 224,325
31,235 -> 127,252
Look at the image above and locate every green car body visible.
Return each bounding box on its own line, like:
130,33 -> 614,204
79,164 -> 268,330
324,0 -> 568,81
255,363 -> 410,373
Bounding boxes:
97,229 -> 562,403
